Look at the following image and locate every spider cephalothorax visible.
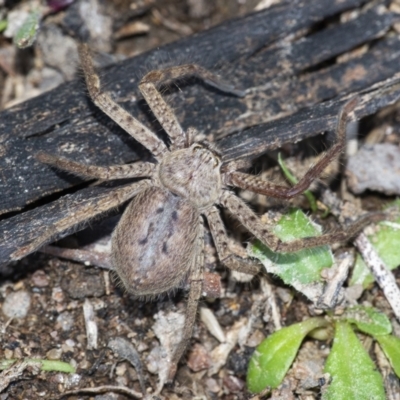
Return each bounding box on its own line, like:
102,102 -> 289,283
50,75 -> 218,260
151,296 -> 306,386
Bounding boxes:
158,143 -> 222,209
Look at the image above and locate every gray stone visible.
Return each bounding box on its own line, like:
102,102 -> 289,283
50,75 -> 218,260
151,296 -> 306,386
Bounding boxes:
2,290 -> 31,319
346,143 -> 400,195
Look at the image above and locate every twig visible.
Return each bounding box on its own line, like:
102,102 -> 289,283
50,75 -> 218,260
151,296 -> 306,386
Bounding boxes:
354,233 -> 400,321
60,385 -> 142,398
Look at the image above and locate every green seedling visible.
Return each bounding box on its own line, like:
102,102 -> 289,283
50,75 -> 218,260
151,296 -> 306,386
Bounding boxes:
247,317 -> 329,392
248,142 -> 400,397
247,306 -> 400,398
0,358 -> 75,373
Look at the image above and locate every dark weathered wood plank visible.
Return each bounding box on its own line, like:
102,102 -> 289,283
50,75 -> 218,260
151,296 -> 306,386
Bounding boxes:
220,75 -> 400,162
0,0 -> 371,214
0,185 -> 127,267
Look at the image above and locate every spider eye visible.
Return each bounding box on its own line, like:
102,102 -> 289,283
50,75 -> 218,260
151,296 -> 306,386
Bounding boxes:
214,157 -> 221,168
192,144 -> 203,152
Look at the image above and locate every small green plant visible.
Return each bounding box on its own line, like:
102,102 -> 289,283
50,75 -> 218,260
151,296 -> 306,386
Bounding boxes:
247,306 -> 400,398
247,157 -> 400,397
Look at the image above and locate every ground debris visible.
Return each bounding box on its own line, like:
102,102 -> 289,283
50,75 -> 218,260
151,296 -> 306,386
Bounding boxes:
346,143 -> 400,195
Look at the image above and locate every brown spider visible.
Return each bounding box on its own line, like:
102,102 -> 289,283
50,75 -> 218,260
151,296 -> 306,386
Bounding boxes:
12,44 -> 383,380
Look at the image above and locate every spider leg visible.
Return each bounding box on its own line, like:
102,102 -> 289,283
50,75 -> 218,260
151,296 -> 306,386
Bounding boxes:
140,64 -> 245,151
36,152 -> 155,180
11,180 -> 151,260
221,190 -> 387,253
169,218 -> 205,381
204,206 -> 261,275
226,97 -> 358,198
78,44 -> 168,161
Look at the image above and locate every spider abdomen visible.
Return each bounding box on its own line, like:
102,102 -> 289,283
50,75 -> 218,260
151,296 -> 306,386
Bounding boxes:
111,187 -> 200,296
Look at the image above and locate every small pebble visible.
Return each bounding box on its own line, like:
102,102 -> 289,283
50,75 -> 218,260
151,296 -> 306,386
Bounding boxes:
2,290 -> 31,318
50,373 -> 66,384
65,373 -> 81,389
50,331 -> 59,340
62,342 -> 74,353
116,363 -> 127,376
137,341 -> 148,352
31,270 -> 49,287
223,375 -> 245,393
65,339 -> 76,347
79,358 -> 91,369
4,348 -> 13,359
246,329 -> 265,347
187,343 -> 212,372
346,143 -> 400,195
56,311 -> 74,331
206,377 -> 220,393
46,348 -> 62,360
146,345 -> 168,375
13,347 -> 22,359
52,287 -> 65,303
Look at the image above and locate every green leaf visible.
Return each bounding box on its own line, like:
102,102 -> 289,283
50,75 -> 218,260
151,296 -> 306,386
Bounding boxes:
0,359 -> 75,373
323,321 -> 385,400
13,10 -> 41,48
375,334 -> 400,378
250,209 -> 334,285
350,201 -> 400,288
247,317 -> 328,393
342,306 -> 392,336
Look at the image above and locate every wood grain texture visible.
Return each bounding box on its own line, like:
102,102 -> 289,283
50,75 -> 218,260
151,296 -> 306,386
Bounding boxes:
1,0 -> 399,270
